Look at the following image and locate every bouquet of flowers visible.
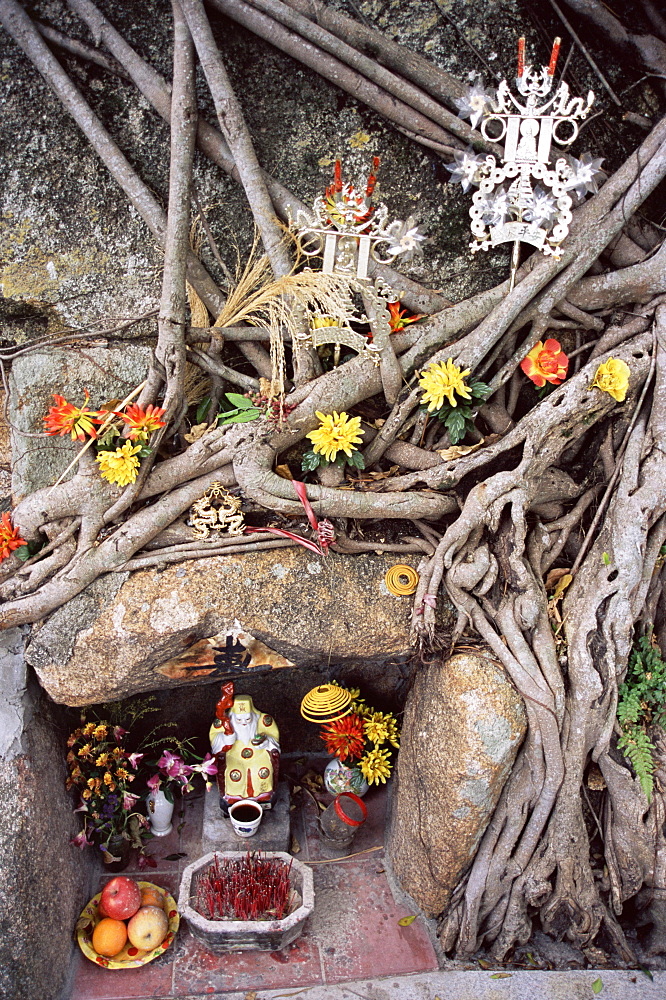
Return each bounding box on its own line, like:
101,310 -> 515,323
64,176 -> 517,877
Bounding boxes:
320,684 -> 400,787
66,719 -> 147,856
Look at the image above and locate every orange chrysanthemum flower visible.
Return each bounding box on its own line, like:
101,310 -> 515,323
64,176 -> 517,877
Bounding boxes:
388,301 -> 424,332
0,512 -> 27,562
119,403 -> 167,440
520,339 -> 569,387
320,713 -> 365,762
43,390 -> 101,441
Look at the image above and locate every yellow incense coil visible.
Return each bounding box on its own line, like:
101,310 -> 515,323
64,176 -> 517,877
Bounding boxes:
300,684 -> 352,723
384,564 -> 419,597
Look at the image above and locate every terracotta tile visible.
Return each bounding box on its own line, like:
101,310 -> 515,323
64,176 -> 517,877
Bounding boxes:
310,860 -> 438,983
171,925 -> 323,994
69,945 -> 174,1000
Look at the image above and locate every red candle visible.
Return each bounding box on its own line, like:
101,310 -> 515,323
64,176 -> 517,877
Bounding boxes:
548,36 -> 561,76
517,36 -> 525,79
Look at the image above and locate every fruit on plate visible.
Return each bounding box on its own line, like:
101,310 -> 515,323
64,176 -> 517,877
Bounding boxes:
140,885 -> 164,909
127,905 -> 169,950
92,917 -> 128,957
100,876 -> 141,920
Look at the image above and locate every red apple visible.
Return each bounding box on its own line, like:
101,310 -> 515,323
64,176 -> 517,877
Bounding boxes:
127,905 -> 169,950
100,876 -> 141,920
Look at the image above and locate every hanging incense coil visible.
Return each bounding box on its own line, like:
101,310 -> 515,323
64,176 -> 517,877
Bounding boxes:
300,684 -> 352,723
384,565 -> 419,596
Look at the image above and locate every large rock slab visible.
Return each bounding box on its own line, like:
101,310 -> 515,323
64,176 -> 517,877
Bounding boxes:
386,653 -> 526,916
0,629 -> 93,1000
25,547 -> 448,706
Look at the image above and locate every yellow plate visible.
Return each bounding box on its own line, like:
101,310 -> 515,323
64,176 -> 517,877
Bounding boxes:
76,881 -> 179,969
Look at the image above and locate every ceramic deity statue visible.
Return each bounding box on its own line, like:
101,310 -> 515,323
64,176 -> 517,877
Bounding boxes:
209,681 -> 280,815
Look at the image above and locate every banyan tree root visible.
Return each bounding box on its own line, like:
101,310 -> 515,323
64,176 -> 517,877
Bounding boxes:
436,307 -> 666,960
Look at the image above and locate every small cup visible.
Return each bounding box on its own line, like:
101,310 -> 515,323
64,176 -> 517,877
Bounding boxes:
228,799 -> 263,838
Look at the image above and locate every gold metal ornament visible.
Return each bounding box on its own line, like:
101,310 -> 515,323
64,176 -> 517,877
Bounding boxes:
189,482 -> 245,539
384,565 -> 419,596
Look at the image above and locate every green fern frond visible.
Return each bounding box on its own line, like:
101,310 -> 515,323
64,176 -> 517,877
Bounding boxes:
617,725 -> 655,802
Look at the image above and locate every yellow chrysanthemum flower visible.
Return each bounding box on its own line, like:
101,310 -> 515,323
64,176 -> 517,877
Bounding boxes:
364,713 -> 390,746
115,767 -> 130,781
306,411 -> 364,463
82,722 -> 96,736
358,747 -> 393,785
92,725 -> 108,740
95,753 -> 110,767
418,358 -> 472,411
590,357 -> 630,402
96,442 -> 142,486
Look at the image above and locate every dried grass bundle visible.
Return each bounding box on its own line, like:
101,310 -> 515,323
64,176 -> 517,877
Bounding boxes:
212,237 -> 358,396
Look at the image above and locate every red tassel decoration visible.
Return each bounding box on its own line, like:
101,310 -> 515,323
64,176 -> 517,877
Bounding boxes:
548,37 -> 561,76
517,36 -> 525,79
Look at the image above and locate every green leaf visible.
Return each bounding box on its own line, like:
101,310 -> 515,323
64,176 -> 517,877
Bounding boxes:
137,446 -> 152,458
602,552 -> 611,565
397,915 -> 417,926
490,973 -> 512,979
164,852 -> 186,861
638,966 -> 654,981
196,396 -> 211,424
592,976 -> 603,994
225,392 -> 256,409
218,408 -> 261,425
477,959 -> 492,970
469,380 -> 491,401
347,450 -> 365,469
445,408 -> 468,445
14,545 -> 31,562
301,449 -> 322,472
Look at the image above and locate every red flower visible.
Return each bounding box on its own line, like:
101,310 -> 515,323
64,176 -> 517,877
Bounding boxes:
0,512 -> 27,562
320,713 -> 365,762
388,300 -> 424,332
119,403 -> 167,440
520,339 -> 569,387
43,390 -> 102,441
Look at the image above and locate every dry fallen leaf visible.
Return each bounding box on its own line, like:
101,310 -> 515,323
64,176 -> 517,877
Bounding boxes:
545,566 -> 571,591
183,422 -> 209,443
244,992 -> 257,1000
437,439 -> 485,461
490,972 -> 512,979
290,834 -> 301,854
275,463 -> 294,480
398,915 -> 417,926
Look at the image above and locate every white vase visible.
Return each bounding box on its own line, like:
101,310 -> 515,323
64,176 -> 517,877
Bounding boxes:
323,757 -> 369,797
147,788 -> 174,836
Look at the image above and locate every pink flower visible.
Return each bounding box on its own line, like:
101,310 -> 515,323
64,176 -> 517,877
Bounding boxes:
113,726 -> 129,741
122,791 -> 140,811
70,829 -> 94,850
192,754 -> 218,777
147,773 -> 162,791
138,853 -> 158,870
127,752 -> 144,768
73,799 -> 89,813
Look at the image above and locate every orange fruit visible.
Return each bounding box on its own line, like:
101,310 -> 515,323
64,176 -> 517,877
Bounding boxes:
92,917 -> 128,957
140,886 -> 164,909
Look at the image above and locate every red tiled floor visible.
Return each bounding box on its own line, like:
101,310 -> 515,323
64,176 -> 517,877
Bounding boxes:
171,926 -> 323,994
309,859 -> 438,983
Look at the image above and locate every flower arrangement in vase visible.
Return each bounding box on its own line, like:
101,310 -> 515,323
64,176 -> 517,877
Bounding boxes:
66,719 -> 148,867
319,684 -> 400,794
141,747 -> 217,837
